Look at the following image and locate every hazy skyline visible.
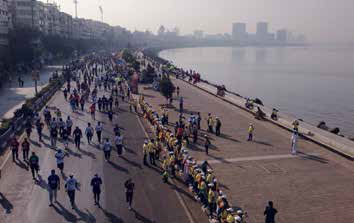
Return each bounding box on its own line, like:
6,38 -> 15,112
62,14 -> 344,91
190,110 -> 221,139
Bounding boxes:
47,0 -> 354,43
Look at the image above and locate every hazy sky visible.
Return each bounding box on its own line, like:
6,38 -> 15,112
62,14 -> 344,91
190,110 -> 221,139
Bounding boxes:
49,0 -> 354,43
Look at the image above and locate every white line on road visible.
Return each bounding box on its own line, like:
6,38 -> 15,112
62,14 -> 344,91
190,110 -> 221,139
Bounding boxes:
200,153 -> 318,165
135,110 -> 197,223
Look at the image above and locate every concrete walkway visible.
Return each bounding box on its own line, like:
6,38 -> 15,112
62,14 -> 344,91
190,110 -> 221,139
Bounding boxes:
184,78 -> 354,159
138,77 -> 354,223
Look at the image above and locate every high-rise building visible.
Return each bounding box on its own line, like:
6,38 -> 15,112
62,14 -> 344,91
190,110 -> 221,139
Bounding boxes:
0,0 -> 10,46
276,29 -> 287,42
232,22 -> 247,41
193,30 -> 204,39
256,22 -> 268,35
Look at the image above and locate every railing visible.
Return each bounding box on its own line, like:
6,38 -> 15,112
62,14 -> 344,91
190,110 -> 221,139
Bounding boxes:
0,77 -> 64,151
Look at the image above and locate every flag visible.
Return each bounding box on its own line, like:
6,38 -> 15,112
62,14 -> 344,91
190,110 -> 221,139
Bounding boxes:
99,6 -> 103,14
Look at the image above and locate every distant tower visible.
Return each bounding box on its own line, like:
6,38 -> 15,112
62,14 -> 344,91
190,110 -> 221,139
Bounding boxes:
73,0 -> 78,18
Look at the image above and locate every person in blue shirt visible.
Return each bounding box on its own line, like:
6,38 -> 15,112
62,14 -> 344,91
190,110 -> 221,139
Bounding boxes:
47,169 -> 60,207
90,174 -> 103,206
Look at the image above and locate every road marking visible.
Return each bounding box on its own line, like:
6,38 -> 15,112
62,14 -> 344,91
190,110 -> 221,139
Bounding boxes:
135,109 -> 197,223
201,153 -> 318,164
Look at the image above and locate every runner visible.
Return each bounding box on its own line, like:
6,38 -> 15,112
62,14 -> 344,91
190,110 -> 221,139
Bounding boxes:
73,126 -> 83,149
66,116 -> 73,136
55,149 -> 66,173
29,152 -> 40,180
90,174 -> 103,206
95,121 -> 103,144
85,123 -> 94,144
21,137 -> 30,161
124,178 -> 135,210
65,174 -> 79,209
103,138 -> 112,161
48,169 -> 60,207
10,137 -> 19,162
35,119 -> 44,142
114,132 -> 124,156
90,103 -> 96,120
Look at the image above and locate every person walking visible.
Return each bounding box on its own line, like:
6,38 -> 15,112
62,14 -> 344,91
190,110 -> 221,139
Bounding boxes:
29,152 -> 40,180
115,133 -> 124,156
85,123 -> 94,144
90,174 -> 103,206
205,135 -> 211,155
179,96 -> 184,113
65,174 -> 79,209
73,127 -> 83,149
50,127 -> 58,148
291,131 -> 298,155
36,119 -> 44,142
10,137 -> 19,162
55,149 -> 66,173
21,137 -> 30,161
142,140 -> 148,165
66,116 -> 73,136
148,139 -> 156,166
95,122 -> 103,144
103,138 -> 112,161
248,123 -> 254,141
124,179 -> 135,210
47,169 -> 60,207
264,201 -> 278,223
215,117 -> 221,136
207,114 -> 214,133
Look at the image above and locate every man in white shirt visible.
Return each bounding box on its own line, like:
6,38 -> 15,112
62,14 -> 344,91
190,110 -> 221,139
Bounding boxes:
95,122 -> 103,144
115,133 -> 124,156
85,123 -> 94,144
103,138 -> 112,161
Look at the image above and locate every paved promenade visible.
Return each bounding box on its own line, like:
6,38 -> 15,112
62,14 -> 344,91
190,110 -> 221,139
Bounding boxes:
0,79 -> 208,223
138,77 -> 354,223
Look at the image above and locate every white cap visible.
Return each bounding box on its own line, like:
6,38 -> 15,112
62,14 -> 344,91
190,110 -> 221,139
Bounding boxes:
237,210 -> 243,215
226,208 -> 234,212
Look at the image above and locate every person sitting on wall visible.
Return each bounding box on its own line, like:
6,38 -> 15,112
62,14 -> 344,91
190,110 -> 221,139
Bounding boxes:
271,108 -> 278,120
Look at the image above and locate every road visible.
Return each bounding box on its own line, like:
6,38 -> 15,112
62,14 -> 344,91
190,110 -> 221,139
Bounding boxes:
138,76 -> 354,223
0,78 -> 209,223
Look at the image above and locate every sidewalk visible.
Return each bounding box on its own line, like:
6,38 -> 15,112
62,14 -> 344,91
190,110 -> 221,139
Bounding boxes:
138,78 -> 354,223
183,78 -> 354,159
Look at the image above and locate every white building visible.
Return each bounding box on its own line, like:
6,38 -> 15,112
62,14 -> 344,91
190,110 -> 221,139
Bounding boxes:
0,0 -> 10,46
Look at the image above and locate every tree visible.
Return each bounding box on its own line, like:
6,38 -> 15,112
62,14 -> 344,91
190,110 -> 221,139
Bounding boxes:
159,76 -> 175,102
157,25 -> 165,36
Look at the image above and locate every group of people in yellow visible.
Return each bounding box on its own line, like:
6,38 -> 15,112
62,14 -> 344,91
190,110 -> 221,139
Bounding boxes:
138,94 -> 247,223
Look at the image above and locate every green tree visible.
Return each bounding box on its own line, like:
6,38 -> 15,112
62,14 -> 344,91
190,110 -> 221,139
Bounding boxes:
159,76 -> 175,102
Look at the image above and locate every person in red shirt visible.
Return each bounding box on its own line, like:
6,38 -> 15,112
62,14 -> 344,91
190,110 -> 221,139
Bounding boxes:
90,103 -> 96,120
22,137 -> 30,161
10,137 -> 19,162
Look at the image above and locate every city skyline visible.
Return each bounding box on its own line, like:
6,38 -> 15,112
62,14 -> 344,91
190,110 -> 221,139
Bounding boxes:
47,0 -> 354,43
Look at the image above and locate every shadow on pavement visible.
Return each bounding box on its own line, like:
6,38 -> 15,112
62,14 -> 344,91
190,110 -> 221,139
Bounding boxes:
123,147 -> 137,155
219,133 -> 241,143
101,208 -> 124,223
108,161 -> 129,173
66,148 -> 82,159
53,202 -> 77,222
14,159 -> 29,171
119,156 -> 142,169
170,183 -> 195,202
298,151 -> 329,164
35,174 -> 48,190
253,140 -> 273,147
132,209 -> 155,223
0,192 -> 13,214
78,148 -> 96,160
74,207 -> 96,223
